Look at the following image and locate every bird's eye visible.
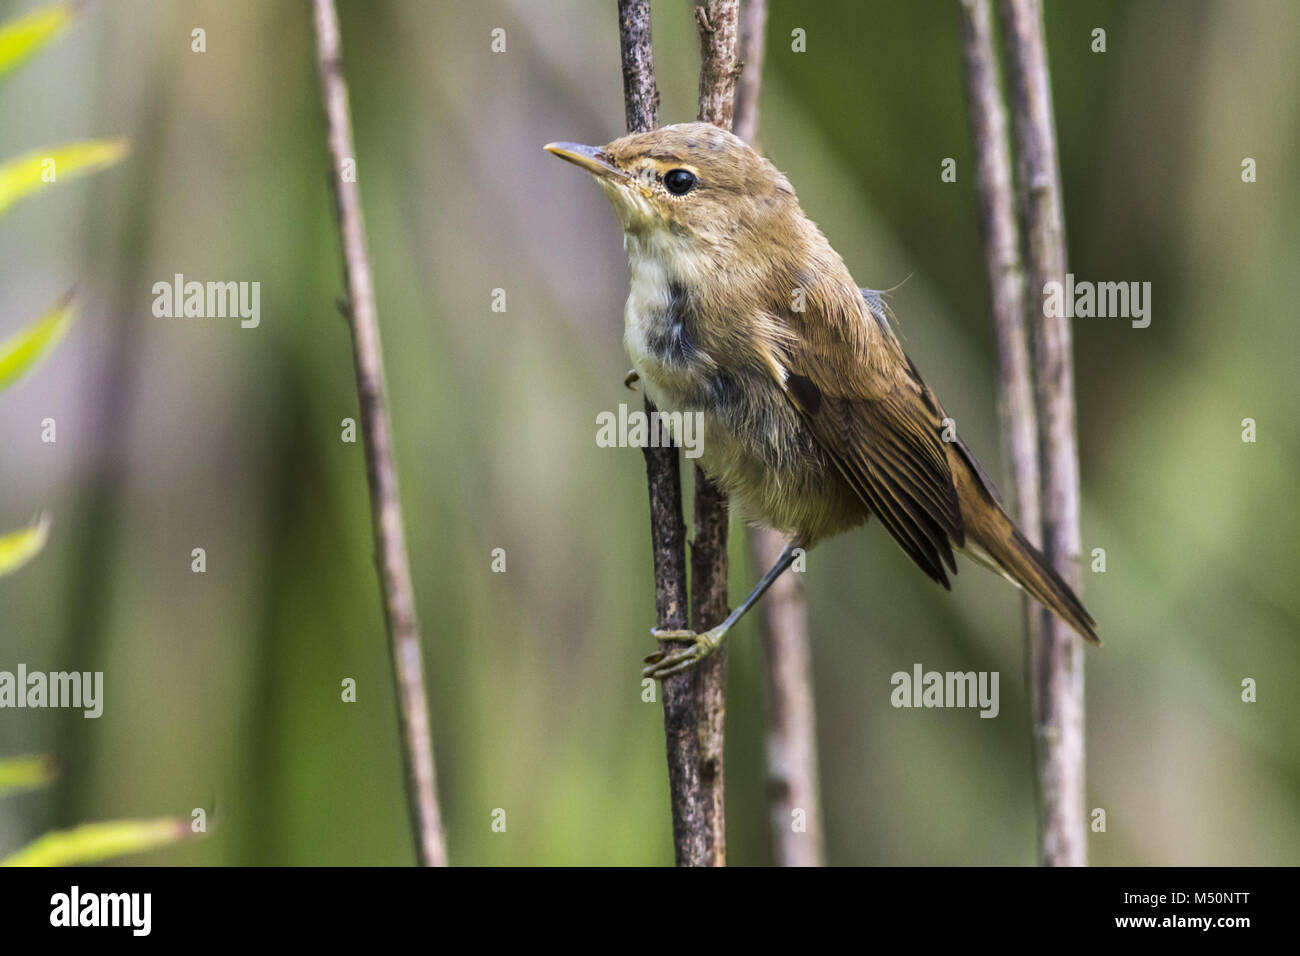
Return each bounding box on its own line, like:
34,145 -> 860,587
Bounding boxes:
663,168 -> 697,195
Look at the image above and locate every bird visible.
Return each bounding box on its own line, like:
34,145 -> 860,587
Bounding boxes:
544,122 -> 1097,679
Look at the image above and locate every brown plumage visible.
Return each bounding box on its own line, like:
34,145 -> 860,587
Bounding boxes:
546,122 -> 1097,659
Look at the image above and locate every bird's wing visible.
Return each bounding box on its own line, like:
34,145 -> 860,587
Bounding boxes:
777,299 -> 964,587
861,287 -> 1003,508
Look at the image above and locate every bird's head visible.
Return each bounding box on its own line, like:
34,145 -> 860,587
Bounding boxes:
545,122 -> 798,256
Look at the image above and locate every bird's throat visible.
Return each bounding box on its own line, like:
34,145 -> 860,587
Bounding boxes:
622,230 -> 720,410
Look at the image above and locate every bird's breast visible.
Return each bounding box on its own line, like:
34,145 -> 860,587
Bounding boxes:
622,234 -> 714,397
620,244 -> 865,543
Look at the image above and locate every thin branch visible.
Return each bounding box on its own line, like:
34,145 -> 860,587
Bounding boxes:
646,437 -> 704,865
736,0 -> 825,868
958,0 -> 1051,862
310,0 -> 447,868
732,0 -> 766,145
617,0 -> 709,868
618,0 -> 660,133
690,0 -> 740,868
696,0 -> 740,130
752,526 -> 825,866
957,0 -> 1040,545
997,0 -> 1087,867
690,469 -> 729,866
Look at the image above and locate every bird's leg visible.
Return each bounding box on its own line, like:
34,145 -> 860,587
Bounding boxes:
642,539 -> 803,680
624,369 -> 640,390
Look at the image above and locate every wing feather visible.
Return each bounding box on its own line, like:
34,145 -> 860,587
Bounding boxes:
777,291 -> 965,586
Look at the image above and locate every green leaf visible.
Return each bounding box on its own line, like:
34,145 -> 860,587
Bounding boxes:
0,290 -> 76,393
0,2 -> 80,78
0,817 -> 195,866
0,511 -> 52,577
0,755 -> 56,797
0,139 -> 128,218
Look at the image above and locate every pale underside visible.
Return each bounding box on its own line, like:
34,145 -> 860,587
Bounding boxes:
621,229 -> 866,547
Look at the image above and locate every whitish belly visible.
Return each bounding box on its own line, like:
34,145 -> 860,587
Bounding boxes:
625,305 -> 863,544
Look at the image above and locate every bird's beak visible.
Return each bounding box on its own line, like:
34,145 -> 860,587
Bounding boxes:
544,142 -> 628,183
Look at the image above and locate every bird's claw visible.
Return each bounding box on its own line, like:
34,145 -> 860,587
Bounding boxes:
642,627 -> 723,680
624,369 -> 640,390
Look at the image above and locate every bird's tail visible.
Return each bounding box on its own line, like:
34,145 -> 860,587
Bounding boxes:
973,520 -> 1099,643
950,446 -> 1099,644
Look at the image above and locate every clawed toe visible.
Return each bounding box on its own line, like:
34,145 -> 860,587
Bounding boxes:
641,627 -> 722,680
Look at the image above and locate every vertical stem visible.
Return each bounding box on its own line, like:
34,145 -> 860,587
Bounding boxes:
957,0 -> 1040,549
958,0 -> 1050,858
618,0 -> 709,867
732,0 -> 766,144
997,0 -> 1087,867
696,0 -> 740,131
311,0 -> 447,867
691,0 -> 740,867
618,0 -> 660,133
736,0 -> 826,868
752,526 -> 825,866
644,414 -> 705,865
690,470 -> 729,866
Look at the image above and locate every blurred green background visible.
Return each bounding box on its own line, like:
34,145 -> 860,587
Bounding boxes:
1,0 -> 1296,865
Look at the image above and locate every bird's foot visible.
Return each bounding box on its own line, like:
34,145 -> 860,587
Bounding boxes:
642,626 -> 725,680
624,369 -> 640,390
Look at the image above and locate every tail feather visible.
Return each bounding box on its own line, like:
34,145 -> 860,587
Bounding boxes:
950,447 -> 1099,644
964,519 -> 1099,644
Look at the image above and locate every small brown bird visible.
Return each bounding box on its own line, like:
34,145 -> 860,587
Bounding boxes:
545,122 -> 1097,678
